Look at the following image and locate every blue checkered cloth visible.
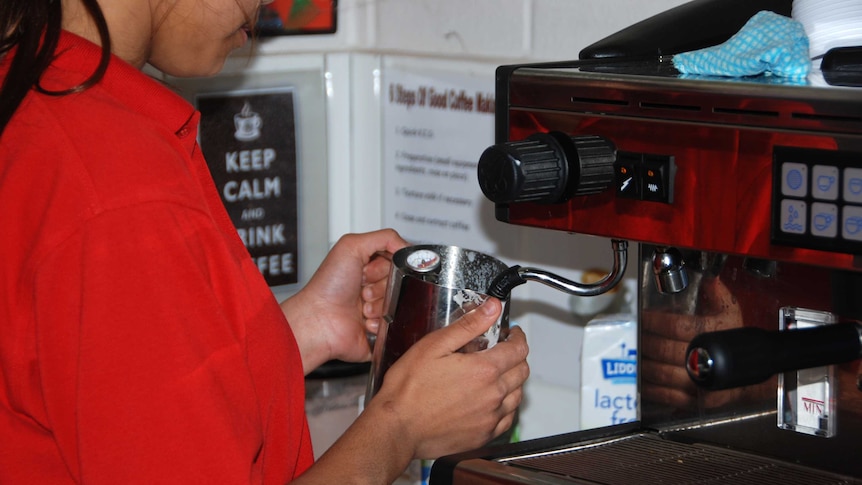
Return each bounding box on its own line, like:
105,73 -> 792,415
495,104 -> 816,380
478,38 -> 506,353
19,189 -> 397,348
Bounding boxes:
672,10 -> 810,78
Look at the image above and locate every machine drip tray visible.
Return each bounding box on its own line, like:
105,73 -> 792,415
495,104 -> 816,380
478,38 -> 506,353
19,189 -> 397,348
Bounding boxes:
449,432 -> 861,484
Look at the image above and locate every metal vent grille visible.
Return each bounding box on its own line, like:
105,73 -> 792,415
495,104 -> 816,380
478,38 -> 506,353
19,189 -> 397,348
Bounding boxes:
505,433 -> 860,485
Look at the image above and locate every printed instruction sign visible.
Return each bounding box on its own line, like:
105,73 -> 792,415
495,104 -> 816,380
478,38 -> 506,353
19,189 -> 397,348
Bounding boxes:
197,89 -> 299,286
382,66 -> 497,251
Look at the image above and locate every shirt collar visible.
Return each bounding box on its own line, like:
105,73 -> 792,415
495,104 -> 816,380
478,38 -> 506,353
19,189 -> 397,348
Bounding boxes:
53,31 -> 199,152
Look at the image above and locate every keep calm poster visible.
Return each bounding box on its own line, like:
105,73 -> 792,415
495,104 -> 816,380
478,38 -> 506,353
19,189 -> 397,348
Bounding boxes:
197,89 -> 299,286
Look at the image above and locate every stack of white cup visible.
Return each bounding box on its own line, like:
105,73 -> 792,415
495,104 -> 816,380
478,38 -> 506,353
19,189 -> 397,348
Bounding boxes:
792,0 -> 862,59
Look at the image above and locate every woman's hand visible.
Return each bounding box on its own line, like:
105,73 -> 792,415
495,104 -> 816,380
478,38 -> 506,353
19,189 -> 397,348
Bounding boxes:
365,298 -> 529,459
280,229 -> 409,374
298,298 -> 530,485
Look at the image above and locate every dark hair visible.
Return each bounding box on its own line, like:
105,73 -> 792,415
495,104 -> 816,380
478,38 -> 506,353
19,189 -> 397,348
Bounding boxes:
0,0 -> 111,137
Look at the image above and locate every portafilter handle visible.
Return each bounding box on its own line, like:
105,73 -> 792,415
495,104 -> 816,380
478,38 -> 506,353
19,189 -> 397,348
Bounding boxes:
686,322 -> 862,390
487,239 -> 628,299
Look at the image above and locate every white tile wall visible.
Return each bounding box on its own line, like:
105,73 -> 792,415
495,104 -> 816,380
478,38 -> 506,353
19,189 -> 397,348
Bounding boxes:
255,0 -> 689,60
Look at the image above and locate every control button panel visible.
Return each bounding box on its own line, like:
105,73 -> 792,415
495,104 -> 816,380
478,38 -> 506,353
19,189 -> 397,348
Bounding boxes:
614,151 -> 675,203
614,152 -> 641,199
772,146 -> 862,254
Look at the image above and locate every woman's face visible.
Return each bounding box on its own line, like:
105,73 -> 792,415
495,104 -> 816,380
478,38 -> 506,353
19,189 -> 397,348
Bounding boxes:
146,0 -> 268,77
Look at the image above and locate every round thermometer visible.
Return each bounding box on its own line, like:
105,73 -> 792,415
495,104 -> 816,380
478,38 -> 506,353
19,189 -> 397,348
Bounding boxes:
406,249 -> 441,273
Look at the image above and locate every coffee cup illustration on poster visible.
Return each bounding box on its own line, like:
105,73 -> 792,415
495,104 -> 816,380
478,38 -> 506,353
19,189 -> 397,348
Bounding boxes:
197,89 -> 300,286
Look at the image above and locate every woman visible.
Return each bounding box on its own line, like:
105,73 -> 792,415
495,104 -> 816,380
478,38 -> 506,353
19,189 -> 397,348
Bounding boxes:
0,0 -> 530,483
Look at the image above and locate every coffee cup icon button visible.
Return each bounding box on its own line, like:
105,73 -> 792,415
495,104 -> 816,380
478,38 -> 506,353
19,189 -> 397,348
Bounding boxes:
842,168 -> 862,203
811,165 -> 839,200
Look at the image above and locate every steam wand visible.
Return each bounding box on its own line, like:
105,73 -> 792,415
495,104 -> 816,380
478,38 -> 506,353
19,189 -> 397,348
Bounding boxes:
486,239 -> 628,299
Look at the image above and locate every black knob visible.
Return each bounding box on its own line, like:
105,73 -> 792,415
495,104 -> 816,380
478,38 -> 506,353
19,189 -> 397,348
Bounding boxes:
477,132 -> 616,204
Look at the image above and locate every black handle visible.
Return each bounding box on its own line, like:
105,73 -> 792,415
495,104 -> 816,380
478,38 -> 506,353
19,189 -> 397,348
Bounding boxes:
822,46 -> 862,87
579,0 -> 792,60
686,323 -> 862,390
486,265 -> 526,299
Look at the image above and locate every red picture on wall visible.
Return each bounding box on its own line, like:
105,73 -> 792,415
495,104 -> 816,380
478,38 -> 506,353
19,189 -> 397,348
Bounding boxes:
257,0 -> 337,36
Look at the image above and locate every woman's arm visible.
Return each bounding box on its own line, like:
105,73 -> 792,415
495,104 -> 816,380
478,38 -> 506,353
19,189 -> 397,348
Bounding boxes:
295,300 -> 529,484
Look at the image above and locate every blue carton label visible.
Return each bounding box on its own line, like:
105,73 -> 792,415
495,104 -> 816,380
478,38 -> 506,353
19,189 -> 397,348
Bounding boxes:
581,315 -> 638,429
601,357 -> 637,384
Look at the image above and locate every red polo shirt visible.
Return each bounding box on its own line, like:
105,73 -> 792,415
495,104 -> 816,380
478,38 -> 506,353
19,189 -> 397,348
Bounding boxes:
0,32 -> 313,483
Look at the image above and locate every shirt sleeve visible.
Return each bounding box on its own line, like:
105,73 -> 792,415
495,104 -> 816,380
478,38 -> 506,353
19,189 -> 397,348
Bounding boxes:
32,200 -> 273,484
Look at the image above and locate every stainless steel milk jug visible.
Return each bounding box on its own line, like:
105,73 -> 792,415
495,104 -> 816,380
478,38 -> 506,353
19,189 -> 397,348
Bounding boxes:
365,244 -> 511,403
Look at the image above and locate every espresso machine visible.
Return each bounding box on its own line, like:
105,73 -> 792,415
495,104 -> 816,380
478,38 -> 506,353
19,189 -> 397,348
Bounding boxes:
429,1 -> 862,483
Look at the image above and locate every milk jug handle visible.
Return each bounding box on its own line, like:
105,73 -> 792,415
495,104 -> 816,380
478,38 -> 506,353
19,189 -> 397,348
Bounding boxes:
487,265 -> 527,299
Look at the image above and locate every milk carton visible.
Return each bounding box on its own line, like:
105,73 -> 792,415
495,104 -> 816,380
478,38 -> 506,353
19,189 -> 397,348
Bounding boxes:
580,314 -> 637,429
